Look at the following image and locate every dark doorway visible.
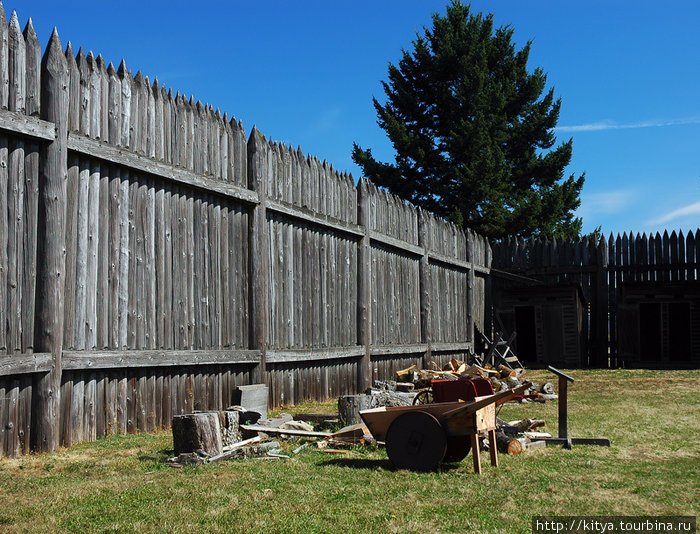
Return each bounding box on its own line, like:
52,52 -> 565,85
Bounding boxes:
639,303 -> 662,362
514,306 -> 537,362
669,302 -> 691,361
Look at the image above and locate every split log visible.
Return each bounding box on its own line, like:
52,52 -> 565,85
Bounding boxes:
502,418 -> 545,433
395,364 -> 417,382
495,431 -> 524,455
172,412 -> 223,457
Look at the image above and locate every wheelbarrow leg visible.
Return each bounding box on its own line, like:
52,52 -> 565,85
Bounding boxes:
470,434 -> 481,474
488,429 -> 498,467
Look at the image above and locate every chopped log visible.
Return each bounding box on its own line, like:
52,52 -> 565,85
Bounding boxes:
495,431 -> 524,455
497,364 -> 515,379
395,364 -> 417,381
338,394 -> 378,425
172,412 -> 223,457
540,382 -> 555,394
504,418 -> 546,433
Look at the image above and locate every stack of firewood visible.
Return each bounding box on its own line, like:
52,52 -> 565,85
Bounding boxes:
396,358 -> 557,400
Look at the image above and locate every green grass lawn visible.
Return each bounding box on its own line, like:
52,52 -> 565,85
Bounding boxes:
1,369 -> 698,533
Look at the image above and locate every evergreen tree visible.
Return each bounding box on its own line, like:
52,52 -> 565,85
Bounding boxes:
352,1 -> 584,239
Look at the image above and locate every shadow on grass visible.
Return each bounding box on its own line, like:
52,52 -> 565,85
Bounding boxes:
319,457 -> 464,473
137,450 -> 172,464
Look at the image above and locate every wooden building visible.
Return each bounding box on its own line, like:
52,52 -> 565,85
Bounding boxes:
494,284 -> 588,368
617,282 -> 700,368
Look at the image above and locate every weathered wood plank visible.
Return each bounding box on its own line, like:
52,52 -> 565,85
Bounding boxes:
0,109 -> 54,140
33,28 -> 68,451
66,132 -> 258,204
0,353 -> 52,376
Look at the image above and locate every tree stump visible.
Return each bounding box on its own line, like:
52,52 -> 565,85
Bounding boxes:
338,394 -> 378,425
172,413 -> 223,456
218,410 -> 242,448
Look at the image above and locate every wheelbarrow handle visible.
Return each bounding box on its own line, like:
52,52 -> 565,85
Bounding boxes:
443,382 -> 532,419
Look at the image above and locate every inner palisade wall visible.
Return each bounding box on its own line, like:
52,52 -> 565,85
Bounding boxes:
0,5 -> 491,457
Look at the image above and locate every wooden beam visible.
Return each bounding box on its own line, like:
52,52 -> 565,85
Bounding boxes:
267,199 -> 363,239
431,342 -> 472,353
0,354 -> 52,376
61,349 -> 260,370
370,344 -> 429,356
266,347 -> 364,364
369,230 -> 424,257
66,132 -> 259,205
427,251 -> 472,271
0,109 -> 55,141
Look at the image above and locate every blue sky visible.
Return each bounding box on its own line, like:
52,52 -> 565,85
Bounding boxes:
16,0 -> 700,237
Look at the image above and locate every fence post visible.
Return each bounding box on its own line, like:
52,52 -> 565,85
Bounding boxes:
356,179 -> 372,392
466,230 -> 475,349
247,127 -> 269,384
417,209 -> 432,368
594,237 -> 609,367
33,29 -> 68,452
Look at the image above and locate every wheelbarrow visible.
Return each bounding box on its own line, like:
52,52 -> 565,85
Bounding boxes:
360,383 -> 530,473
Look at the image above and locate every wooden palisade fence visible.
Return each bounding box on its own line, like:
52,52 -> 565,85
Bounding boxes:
0,6 -> 491,456
492,230 -> 699,368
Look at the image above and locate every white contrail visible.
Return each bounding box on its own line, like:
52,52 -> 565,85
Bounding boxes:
556,117 -> 700,133
650,201 -> 700,225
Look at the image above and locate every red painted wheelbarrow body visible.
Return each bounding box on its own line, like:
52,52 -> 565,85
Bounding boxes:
360,383 -> 529,473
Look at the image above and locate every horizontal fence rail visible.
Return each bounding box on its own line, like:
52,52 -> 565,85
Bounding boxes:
0,4 -> 491,457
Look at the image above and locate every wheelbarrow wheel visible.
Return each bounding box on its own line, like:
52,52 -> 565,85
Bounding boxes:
385,411 -> 446,472
442,436 -> 471,463
412,390 -> 433,405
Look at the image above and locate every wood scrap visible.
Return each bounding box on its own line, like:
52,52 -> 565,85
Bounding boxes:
523,431 -> 552,439
279,420 -> 314,432
208,436 -> 262,463
326,423 -> 374,447
293,413 -> 339,425
239,424 -> 331,438
524,440 -> 547,451
257,413 -> 294,428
